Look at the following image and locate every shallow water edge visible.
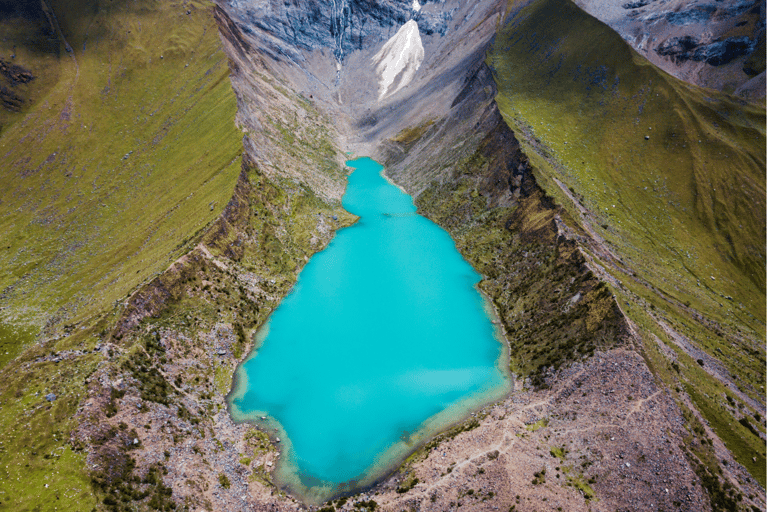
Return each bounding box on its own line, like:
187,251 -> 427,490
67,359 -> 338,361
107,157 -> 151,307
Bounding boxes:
228,314 -> 511,505
226,158 -> 513,505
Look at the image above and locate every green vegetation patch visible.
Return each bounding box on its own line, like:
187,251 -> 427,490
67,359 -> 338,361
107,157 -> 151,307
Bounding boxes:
686,382 -> 766,485
122,347 -> 173,406
396,472 -> 420,493
0,0 -> 243,359
525,418 -> 548,432
392,119 -> 436,147
549,445 -> 567,459
0,352 -> 100,511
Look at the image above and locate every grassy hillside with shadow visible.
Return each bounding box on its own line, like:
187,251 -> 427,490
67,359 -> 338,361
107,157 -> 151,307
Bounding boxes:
490,0 -> 766,489
0,0 -> 243,366
0,2 -> 245,507
0,0 -> 62,131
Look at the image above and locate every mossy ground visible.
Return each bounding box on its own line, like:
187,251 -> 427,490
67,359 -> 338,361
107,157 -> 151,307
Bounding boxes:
0,345 -> 100,510
491,0 -> 766,487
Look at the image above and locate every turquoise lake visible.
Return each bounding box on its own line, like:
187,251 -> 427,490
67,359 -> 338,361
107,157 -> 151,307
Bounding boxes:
229,157 -> 510,503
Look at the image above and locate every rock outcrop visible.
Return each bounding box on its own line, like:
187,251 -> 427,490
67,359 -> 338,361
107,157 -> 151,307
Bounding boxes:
573,0 -> 766,99
220,0 -> 453,63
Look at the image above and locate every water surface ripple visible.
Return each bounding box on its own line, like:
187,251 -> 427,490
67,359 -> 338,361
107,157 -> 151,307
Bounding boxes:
229,157 -> 509,503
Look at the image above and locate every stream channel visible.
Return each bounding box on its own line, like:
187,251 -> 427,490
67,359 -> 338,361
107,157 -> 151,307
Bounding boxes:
228,157 -> 510,504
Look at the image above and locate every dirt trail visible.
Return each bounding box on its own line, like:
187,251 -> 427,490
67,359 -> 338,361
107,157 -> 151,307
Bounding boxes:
360,348 -> 755,511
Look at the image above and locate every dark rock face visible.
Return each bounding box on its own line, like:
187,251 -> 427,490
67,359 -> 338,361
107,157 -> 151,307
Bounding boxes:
0,0 -> 44,21
695,36 -> 758,65
626,0 -> 756,22
664,4 -> 717,26
222,0 -> 454,62
0,60 -> 34,85
575,0 -> 766,96
656,35 -> 700,58
656,35 -> 758,66
0,85 -> 24,111
0,57 -> 35,113
622,0 -> 654,9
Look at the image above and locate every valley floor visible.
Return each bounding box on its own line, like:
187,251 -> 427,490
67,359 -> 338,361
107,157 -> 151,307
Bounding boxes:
0,0 -> 764,510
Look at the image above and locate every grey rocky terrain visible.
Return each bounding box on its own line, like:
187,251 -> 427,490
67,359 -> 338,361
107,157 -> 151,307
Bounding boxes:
573,0 -> 766,100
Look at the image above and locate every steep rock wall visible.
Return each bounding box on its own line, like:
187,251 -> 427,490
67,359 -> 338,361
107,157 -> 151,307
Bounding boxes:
221,0 -> 452,62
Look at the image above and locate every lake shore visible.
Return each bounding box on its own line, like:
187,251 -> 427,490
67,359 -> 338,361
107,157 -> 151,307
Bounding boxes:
226,157 -> 513,505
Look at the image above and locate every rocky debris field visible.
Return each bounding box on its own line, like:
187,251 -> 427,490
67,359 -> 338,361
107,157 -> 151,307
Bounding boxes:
71,325 -> 766,512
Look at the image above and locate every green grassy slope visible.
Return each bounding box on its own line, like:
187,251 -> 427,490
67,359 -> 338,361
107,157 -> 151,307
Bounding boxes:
491,0 -> 766,487
0,0 -> 243,366
0,1 -> 247,509
0,351 -> 101,511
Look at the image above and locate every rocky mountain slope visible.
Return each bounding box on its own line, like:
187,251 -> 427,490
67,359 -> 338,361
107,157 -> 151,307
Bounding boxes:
0,0 -> 764,510
573,0 -> 766,101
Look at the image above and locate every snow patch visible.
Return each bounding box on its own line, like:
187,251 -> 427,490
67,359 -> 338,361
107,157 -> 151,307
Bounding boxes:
372,20 -> 424,100
412,0 -> 421,12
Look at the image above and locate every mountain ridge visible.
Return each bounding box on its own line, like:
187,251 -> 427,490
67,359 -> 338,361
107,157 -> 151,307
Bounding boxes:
0,0 -> 764,510
573,0 -> 766,101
